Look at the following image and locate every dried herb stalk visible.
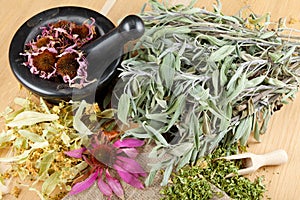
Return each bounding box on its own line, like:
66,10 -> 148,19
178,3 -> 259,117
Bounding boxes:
116,0 -> 300,186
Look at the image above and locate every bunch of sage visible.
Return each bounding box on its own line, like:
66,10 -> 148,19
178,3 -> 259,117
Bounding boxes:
115,0 -> 300,186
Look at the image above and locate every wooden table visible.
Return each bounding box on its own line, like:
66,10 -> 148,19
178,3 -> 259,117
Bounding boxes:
0,0 -> 299,199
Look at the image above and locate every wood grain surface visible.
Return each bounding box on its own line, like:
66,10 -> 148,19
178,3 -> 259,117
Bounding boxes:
0,0 -> 299,199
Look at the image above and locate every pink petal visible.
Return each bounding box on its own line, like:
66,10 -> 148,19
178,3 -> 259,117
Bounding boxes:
114,164 -> 147,178
118,148 -> 138,158
64,147 -> 87,159
116,156 -> 146,174
117,169 -> 144,189
105,170 -> 124,199
69,171 -> 98,195
97,169 -> 113,197
113,138 -> 144,148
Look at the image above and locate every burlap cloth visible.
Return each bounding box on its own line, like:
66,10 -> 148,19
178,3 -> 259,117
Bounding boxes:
62,144 -> 230,200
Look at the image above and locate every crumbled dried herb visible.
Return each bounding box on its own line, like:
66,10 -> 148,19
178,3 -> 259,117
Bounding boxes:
0,94 -> 116,199
160,145 -> 266,200
115,0 -> 300,186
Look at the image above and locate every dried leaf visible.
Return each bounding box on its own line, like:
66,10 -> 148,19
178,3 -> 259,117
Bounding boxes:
142,122 -> 169,146
161,159 -> 175,186
209,45 -> 235,62
42,172 -> 61,196
159,53 -> 176,90
259,31 -> 275,39
39,151 -> 55,176
117,94 -> 131,126
73,101 -> 93,136
0,150 -> 31,163
7,111 -> 59,128
18,130 -> 46,143
0,130 -> 16,145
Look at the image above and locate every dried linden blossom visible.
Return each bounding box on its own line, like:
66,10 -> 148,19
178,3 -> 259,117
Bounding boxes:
0,96 -> 115,199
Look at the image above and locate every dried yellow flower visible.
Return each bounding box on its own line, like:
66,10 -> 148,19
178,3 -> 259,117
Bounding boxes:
0,96 -> 115,199
10,186 -> 21,198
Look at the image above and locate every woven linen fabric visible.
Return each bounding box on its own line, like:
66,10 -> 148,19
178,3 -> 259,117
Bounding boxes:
62,144 -> 230,200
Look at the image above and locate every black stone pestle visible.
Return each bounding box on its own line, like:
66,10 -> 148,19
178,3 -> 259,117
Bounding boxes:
72,14 -> 145,102
82,15 -> 145,80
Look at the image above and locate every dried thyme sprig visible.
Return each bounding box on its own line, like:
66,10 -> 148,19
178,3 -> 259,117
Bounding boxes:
115,0 -> 300,186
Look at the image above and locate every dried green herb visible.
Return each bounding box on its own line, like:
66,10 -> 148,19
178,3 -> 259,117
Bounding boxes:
115,0 -> 300,186
0,95 -> 116,199
160,145 -> 266,200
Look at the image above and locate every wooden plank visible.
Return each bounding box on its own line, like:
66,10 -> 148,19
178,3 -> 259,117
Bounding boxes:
0,1 -> 299,199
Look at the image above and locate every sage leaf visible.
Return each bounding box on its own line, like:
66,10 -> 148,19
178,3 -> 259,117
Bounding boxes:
240,115 -> 254,146
264,77 -> 286,87
142,122 -> 169,146
227,73 -> 247,103
117,94 -> 131,126
161,160 -> 175,186
259,31 -> 275,39
14,97 -> 30,107
30,141 -> 49,149
253,119 -> 261,142
232,116 -> 253,145
145,169 -> 158,187
159,53 -> 176,90
61,133 -> 71,147
246,76 -> 265,88
226,65 -> 243,90
197,34 -> 228,46
176,147 -> 194,170
209,45 -> 235,62
276,46 -> 296,63
189,112 -> 201,150
168,143 -> 193,157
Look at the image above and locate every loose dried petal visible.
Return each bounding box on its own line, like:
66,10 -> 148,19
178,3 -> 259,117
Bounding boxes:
115,167 -> 144,189
97,169 -> 113,197
69,171 -> 98,195
64,147 -> 87,159
116,156 -> 145,174
105,170 -> 124,199
113,138 -> 144,148
118,147 -> 138,158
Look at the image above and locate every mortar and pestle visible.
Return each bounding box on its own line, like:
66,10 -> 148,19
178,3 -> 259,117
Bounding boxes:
9,6 -> 144,104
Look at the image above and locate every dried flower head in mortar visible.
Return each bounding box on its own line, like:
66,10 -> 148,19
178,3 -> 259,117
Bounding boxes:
20,18 -> 96,88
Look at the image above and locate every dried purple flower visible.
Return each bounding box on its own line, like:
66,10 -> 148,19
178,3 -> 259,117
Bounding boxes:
32,49 -> 56,74
20,18 -> 96,88
56,53 -> 79,79
64,133 -> 146,199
